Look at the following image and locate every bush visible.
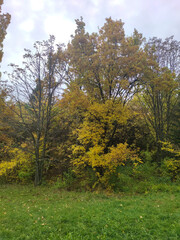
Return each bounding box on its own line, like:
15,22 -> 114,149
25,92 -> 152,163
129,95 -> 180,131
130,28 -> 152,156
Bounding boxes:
140,150 -> 153,162
18,171 -> 33,184
0,148 -> 34,183
133,161 -> 158,182
161,157 -> 180,181
53,169 -> 77,190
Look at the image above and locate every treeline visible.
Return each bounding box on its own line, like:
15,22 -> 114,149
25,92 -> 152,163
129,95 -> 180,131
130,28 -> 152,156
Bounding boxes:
0,13 -> 179,190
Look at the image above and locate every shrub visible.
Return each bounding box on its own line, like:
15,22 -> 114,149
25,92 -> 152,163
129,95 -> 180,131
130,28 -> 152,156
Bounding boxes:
162,158 -> 180,181
0,148 -> 33,183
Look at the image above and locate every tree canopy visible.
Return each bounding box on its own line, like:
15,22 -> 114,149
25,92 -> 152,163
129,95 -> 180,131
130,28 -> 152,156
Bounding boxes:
0,16 -> 179,189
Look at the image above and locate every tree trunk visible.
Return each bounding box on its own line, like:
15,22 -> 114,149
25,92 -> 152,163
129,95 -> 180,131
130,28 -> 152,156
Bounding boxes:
34,160 -> 43,186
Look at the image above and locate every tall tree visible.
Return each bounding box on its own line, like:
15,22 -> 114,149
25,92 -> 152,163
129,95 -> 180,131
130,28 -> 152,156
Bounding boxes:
0,1 -> 11,168
0,0 -> 10,65
137,39 -> 179,161
68,17 -> 146,104
8,36 -> 68,185
170,84 -> 180,147
46,83 -> 90,179
147,36 -> 180,75
146,36 -> 180,145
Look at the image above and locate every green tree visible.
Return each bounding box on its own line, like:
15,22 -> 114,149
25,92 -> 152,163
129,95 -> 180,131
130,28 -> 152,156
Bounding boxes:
146,37 -> 180,148
137,43 -> 178,161
171,88 -> 180,146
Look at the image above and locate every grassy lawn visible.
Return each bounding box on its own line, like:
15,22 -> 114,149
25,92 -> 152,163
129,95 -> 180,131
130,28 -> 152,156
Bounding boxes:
0,185 -> 180,240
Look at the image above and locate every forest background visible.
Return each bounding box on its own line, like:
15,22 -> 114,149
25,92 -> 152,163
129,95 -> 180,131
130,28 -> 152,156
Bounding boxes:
0,1 -> 179,191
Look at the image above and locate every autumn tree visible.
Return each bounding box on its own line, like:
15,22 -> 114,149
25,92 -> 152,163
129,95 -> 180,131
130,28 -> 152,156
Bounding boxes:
0,0 -> 11,140
0,1 -> 12,177
1,16 -> 179,186
135,38 -> 179,162
46,83 -> 90,179
8,36 -> 68,185
68,17 -> 146,104
170,83 -> 180,147
66,18 -> 148,188
0,0 -> 10,65
72,99 -> 141,188
147,36 -> 180,75
147,36 -> 180,145
0,88 -> 14,162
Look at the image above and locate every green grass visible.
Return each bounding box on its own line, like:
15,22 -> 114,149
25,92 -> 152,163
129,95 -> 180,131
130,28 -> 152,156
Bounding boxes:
0,185 -> 180,239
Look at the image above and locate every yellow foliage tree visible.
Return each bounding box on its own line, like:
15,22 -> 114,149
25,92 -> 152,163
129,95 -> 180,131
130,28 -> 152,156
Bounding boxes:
68,17 -> 146,104
46,83 -> 90,177
72,100 -> 141,188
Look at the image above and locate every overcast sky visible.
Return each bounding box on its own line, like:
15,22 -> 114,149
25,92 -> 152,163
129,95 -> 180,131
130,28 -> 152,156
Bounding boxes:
1,0 -> 180,75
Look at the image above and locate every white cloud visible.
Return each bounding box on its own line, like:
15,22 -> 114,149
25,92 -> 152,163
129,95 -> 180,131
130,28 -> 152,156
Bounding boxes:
11,0 -> 21,8
19,19 -> 35,32
91,0 -> 100,7
110,0 -> 124,6
1,0 -> 180,75
44,15 -> 75,44
30,0 -> 44,11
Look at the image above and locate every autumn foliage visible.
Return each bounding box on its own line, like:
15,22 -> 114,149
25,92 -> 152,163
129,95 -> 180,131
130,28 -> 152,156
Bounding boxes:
0,16 -> 179,190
